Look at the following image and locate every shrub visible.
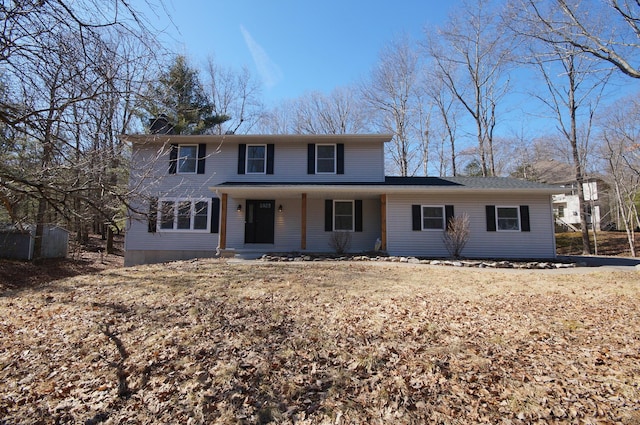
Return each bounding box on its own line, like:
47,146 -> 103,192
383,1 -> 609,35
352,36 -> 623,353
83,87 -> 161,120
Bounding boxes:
442,213 -> 470,259
329,231 -> 352,254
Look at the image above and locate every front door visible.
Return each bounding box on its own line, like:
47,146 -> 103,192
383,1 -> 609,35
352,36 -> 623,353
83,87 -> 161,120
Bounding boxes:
244,200 -> 275,244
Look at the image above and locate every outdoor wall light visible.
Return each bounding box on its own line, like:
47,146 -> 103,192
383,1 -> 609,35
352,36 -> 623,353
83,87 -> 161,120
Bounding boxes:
237,204 -> 242,212
278,204 -> 283,212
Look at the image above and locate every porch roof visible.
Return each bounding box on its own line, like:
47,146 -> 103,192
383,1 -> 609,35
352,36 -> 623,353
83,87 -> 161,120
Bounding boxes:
210,176 -> 562,198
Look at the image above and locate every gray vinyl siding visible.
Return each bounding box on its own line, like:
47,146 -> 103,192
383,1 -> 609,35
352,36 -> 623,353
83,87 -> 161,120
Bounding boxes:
129,140 -> 385,193
304,198 -> 381,253
231,141 -> 384,183
386,193 -> 555,259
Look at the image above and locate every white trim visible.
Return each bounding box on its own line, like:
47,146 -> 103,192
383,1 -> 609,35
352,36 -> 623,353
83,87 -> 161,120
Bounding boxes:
246,144 -> 267,175
157,197 -> 212,233
333,200 -> 354,232
177,144 -> 198,174
496,205 -> 521,232
316,144 -> 336,174
421,205 -> 445,231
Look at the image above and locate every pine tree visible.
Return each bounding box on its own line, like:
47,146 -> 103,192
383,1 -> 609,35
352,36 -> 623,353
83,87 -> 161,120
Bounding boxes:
145,55 -> 229,135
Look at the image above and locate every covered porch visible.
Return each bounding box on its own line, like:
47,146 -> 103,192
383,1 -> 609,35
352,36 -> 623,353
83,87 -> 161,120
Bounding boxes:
211,183 -> 389,258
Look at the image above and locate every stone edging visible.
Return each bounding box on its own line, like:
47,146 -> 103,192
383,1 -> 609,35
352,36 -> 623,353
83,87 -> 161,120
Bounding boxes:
259,254 -> 577,269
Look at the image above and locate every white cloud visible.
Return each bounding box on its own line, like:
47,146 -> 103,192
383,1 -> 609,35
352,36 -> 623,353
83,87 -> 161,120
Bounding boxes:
240,25 -> 283,89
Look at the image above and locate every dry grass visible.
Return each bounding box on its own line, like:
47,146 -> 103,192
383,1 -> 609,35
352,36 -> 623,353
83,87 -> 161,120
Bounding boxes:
1,260 -> 639,424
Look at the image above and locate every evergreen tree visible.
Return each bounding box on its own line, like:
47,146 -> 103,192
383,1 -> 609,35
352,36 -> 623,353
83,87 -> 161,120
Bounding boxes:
145,56 -> 229,135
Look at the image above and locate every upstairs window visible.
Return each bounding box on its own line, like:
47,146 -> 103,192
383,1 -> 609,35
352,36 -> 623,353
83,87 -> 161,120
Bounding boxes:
316,144 -> 336,174
178,145 -> 198,174
169,144 -> 206,174
246,145 -> 266,174
238,144 -> 274,174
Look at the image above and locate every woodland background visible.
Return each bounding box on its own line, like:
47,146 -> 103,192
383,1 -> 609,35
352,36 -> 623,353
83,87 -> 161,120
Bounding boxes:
1,0 -> 639,258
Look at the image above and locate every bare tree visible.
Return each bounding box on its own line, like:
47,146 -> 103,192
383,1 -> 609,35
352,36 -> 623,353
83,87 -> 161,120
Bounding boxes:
0,0 -> 161,258
516,0 -> 640,79
599,95 -> 640,256
361,36 -> 423,176
422,66 -> 463,176
292,87 -> 370,135
205,58 -> 265,134
509,0 -> 614,254
425,0 -> 514,177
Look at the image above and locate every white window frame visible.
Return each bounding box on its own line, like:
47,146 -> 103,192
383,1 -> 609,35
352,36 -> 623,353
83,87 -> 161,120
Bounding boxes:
157,198 -> 211,232
421,205 -> 445,231
333,200 -> 354,232
246,144 -> 266,174
177,144 -> 198,174
496,206 -> 520,231
316,144 -> 336,174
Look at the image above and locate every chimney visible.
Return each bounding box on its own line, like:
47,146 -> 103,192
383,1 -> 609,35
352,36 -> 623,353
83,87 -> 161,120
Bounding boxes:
149,114 -> 175,134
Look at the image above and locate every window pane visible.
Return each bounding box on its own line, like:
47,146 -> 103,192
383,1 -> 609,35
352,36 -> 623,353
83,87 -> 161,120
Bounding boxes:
335,201 -> 353,215
247,145 -> 265,173
317,145 -> 335,173
247,159 -> 265,173
177,201 -> 191,229
160,201 -> 175,229
335,216 -> 352,231
194,201 -> 208,230
317,145 -> 335,159
497,207 -> 519,230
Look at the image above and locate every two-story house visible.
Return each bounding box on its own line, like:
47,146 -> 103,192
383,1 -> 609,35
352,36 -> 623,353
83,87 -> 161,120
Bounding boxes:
530,160 -> 613,231
123,133 -> 560,266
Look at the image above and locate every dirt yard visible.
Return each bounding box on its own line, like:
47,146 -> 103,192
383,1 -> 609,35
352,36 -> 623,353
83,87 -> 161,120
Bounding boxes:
1,259 -> 638,424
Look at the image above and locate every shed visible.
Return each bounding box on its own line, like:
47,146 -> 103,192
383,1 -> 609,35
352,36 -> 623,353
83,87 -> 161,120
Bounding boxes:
0,225 -> 70,260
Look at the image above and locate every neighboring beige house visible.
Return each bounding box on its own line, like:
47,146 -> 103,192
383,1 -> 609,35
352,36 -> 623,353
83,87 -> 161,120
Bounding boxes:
123,133 -> 561,266
530,160 -> 612,231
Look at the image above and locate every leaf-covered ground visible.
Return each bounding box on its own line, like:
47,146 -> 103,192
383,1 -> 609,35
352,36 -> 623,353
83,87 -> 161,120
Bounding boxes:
1,260 -> 639,424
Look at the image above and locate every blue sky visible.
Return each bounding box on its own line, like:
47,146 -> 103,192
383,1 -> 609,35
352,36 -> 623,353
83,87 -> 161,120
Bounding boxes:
143,0 -> 455,105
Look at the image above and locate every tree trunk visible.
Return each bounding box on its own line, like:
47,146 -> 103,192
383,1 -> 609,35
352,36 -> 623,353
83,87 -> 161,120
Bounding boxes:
106,226 -> 114,254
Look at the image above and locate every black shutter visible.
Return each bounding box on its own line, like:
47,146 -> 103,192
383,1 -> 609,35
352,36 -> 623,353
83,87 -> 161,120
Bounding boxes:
445,205 -> 455,230
520,205 -> 531,232
355,200 -> 363,232
197,144 -> 206,174
325,199 -> 333,231
308,144 -> 315,174
237,144 -> 246,174
148,197 -> 158,233
337,143 -> 345,174
412,205 -> 421,231
211,198 -> 220,233
168,144 -> 178,174
486,205 -> 496,231
266,144 -> 275,174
